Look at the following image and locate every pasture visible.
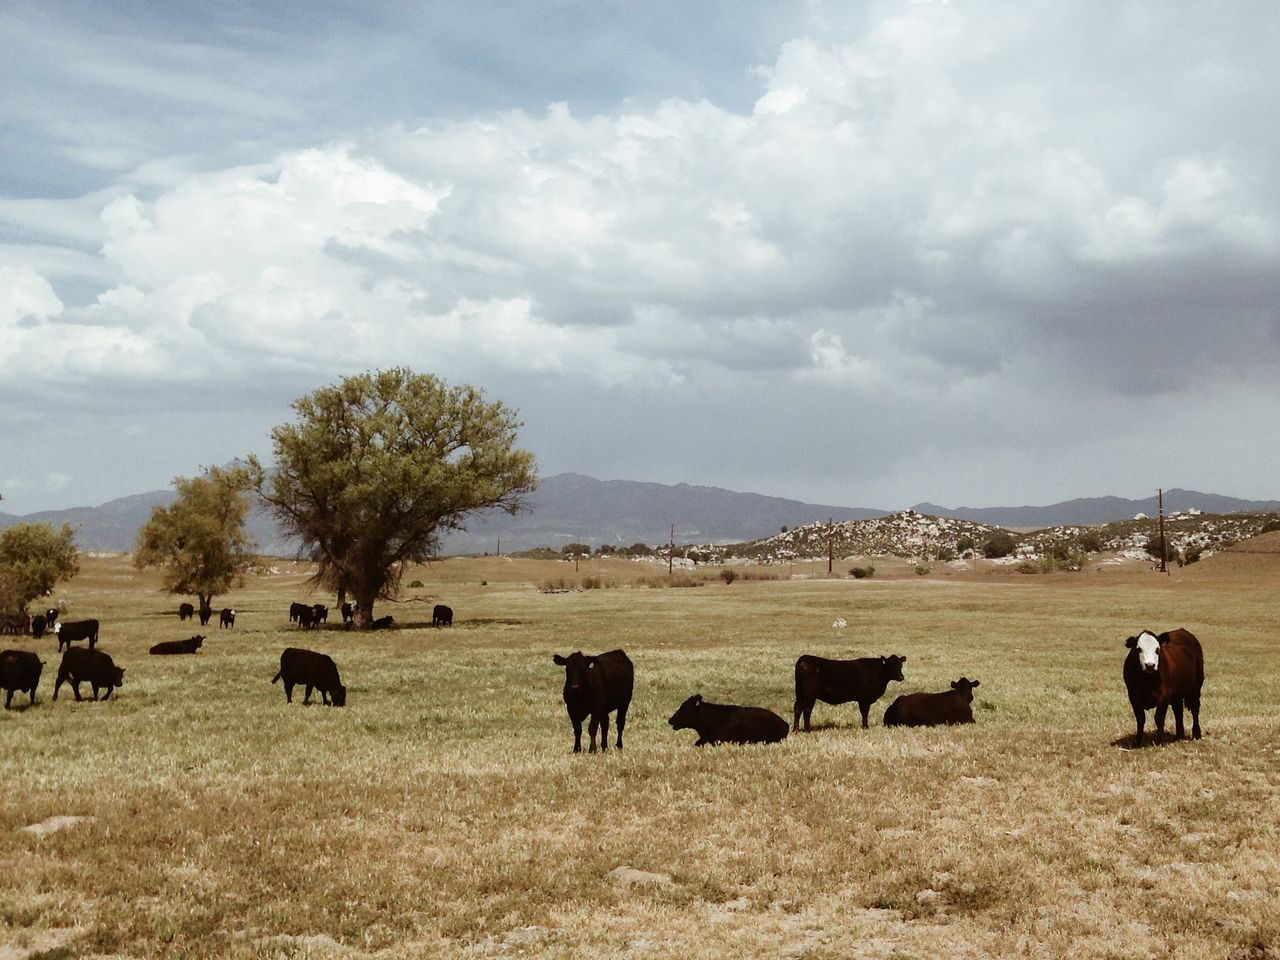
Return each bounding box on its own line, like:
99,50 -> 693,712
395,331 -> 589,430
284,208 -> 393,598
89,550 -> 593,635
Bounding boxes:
2,552 -> 1279,959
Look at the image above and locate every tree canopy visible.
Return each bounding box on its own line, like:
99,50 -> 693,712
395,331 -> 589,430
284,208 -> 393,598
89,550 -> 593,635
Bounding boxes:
0,521 -> 80,620
248,368 -> 538,627
134,465 -> 256,609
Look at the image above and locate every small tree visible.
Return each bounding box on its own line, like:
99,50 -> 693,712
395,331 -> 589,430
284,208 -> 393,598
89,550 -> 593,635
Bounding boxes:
0,522 -> 80,620
134,466 -> 256,612
982,532 -> 1017,559
249,369 -> 537,628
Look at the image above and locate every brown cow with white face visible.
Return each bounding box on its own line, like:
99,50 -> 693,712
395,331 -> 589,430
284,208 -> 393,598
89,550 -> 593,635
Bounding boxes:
1123,628 -> 1203,747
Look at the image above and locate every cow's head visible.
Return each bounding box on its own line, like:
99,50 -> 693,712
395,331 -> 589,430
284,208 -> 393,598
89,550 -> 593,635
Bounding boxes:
191,635 -> 204,650
553,651 -> 593,693
332,683 -> 347,707
950,677 -> 980,700
881,655 -> 907,683
112,667 -> 125,686
1125,630 -> 1163,673
668,694 -> 703,730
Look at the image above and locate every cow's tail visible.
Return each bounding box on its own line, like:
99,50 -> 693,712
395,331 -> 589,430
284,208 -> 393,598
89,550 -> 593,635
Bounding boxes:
271,670 -> 281,685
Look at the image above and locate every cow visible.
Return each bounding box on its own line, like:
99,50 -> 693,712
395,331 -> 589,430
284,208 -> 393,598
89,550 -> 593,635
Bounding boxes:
667,694 -> 789,746
45,608 -> 59,628
149,635 -> 205,656
179,602 -> 194,621
552,649 -> 633,753
52,647 -> 124,702
340,602 -> 354,625
271,647 -> 346,706
297,606 -> 316,630
198,604 -> 213,626
1124,628 -> 1204,747
884,678 -> 981,727
1,649 -> 44,709
370,615 -> 394,630
0,613 -> 28,635
219,608 -> 236,629
432,604 -> 453,628
31,614 -> 47,639
311,603 -> 328,625
54,619 -> 100,652
793,654 -> 907,731
289,602 -> 309,623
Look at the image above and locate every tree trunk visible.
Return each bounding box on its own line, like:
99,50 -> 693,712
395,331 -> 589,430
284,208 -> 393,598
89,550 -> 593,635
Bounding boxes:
354,595 -> 377,630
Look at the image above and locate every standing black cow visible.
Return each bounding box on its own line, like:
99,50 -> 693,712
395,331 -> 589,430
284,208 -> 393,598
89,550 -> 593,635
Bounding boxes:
54,619 -> 100,652
289,601 -> 308,623
271,647 -> 346,706
45,608 -> 59,629
340,602 -> 354,626
668,694 -> 789,745
793,654 -> 907,731
552,649 -> 633,753
432,604 -> 453,628
198,604 -> 214,626
31,614 -> 47,639
179,602 -> 195,621
219,608 -> 236,628
1,649 -> 44,708
297,606 -> 316,629
53,647 -> 124,701
311,604 -> 328,625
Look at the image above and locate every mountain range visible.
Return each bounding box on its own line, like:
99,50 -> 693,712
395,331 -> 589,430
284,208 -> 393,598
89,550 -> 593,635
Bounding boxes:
1,473 -> 1277,555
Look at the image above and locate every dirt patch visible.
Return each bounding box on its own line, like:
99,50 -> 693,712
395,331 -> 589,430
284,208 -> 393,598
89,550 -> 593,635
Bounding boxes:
0,928 -> 78,960
21,816 -> 95,838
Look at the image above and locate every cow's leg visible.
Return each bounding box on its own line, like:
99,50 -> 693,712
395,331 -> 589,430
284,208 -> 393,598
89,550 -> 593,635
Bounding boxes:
91,683 -> 100,701
1154,703 -> 1168,743
321,689 -> 330,706
1171,697 -> 1186,739
304,684 -> 314,705
599,714 -> 611,752
283,681 -> 295,703
615,704 -> 628,749
859,700 -> 872,729
4,689 -> 12,709
571,718 -> 583,753
587,716 -> 600,754
1188,692 -> 1202,740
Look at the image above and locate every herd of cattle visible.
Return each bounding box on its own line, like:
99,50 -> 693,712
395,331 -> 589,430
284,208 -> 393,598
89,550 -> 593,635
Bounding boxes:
0,601 -> 1205,751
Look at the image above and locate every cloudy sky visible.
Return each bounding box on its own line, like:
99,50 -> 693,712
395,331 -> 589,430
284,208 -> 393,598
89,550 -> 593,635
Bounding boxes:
3,0 -> 1279,515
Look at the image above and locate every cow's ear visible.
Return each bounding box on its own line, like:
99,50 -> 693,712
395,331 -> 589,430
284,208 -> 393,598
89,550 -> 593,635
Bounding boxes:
693,694 -> 703,705
553,654 -> 567,665
1156,633 -> 1171,645
970,679 -> 980,688
1124,636 -> 1137,648
951,680 -> 960,689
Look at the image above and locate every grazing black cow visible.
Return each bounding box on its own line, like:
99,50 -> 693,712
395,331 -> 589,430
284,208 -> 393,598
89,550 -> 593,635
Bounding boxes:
1,649 -> 44,708
31,614 -> 47,639
432,604 -> 453,628
149,635 -> 205,655
219,608 -> 236,629
370,615 -> 394,630
552,649 -> 633,753
53,647 -> 124,701
340,602 -> 354,625
271,647 -> 346,706
884,678 -> 981,727
311,603 -> 328,625
793,654 -> 907,731
178,602 -> 194,621
1124,628 -> 1204,747
668,694 -> 789,745
199,604 -> 213,626
54,619 -> 100,652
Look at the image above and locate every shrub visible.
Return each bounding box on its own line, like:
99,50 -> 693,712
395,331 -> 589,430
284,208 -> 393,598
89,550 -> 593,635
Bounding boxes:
1077,531 -> 1104,553
915,565 -> 929,576
539,578 -> 575,594
982,532 -> 1017,559
581,576 -> 601,590
934,546 -> 956,563
850,566 -> 875,579
408,579 -> 424,588
1261,518 -> 1280,535
719,569 -> 739,585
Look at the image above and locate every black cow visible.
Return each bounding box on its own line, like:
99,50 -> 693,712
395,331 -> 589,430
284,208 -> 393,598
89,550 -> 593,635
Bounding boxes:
289,601 -> 308,623
552,649 -> 633,753
297,606 -> 316,629
1124,628 -> 1204,746
884,678 -> 980,727
432,604 -> 453,628
219,608 -> 236,628
370,615 -> 394,630
271,647 -> 346,706
53,647 -> 124,701
793,654 -> 907,731
340,602 -> 354,625
179,602 -> 195,621
150,635 -> 205,655
311,604 -> 328,625
55,619 -> 100,652
31,614 -> 47,639
45,608 -> 59,628
199,604 -> 213,626
1,649 -> 44,708
668,694 -> 789,745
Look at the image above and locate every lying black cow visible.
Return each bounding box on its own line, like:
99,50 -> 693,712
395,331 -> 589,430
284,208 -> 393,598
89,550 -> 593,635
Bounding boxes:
219,608 -> 236,628
31,614 -> 47,639
55,619 -> 100,652
179,602 -> 195,621
668,694 -> 789,745
884,678 -> 981,727
553,649 -> 633,753
370,615 -> 394,630
793,654 -> 907,731
53,647 -> 124,701
149,635 -> 205,655
271,647 -> 346,706
432,604 -> 453,627
1,649 -> 44,708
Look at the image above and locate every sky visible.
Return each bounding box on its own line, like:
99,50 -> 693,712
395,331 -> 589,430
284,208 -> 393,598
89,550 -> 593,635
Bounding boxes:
3,0 -> 1280,515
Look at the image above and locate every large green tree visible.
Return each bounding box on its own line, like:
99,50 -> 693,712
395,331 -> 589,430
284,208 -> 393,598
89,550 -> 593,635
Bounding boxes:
0,522 -> 80,622
248,368 -> 537,628
134,465 -> 256,611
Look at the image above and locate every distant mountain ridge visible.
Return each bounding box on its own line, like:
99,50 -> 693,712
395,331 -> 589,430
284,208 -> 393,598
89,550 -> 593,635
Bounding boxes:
1,476 -> 1276,555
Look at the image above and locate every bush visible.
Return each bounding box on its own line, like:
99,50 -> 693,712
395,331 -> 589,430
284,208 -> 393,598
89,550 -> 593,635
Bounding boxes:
934,546 -> 956,563
580,576 -> 601,590
1261,518 -> 1280,535
668,574 -> 703,588
539,578 -> 575,594
850,566 -> 875,579
1077,531 -> 1104,553
719,569 -> 739,585
408,579 -> 424,588
915,565 -> 929,576
982,532 -> 1017,559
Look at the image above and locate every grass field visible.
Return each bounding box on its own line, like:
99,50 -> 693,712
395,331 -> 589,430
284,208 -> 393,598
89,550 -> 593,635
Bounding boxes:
2,549 -> 1279,959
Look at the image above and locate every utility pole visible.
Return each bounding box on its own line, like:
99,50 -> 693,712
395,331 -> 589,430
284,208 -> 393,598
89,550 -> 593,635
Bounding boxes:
827,517 -> 834,576
1158,488 -> 1168,574
669,524 -> 674,576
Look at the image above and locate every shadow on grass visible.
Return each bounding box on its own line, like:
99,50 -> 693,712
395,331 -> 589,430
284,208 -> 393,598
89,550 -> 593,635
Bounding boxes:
1110,732 -> 1194,749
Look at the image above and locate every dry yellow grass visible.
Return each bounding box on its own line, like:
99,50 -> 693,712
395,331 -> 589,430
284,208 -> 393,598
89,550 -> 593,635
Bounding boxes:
2,552 -> 1279,959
